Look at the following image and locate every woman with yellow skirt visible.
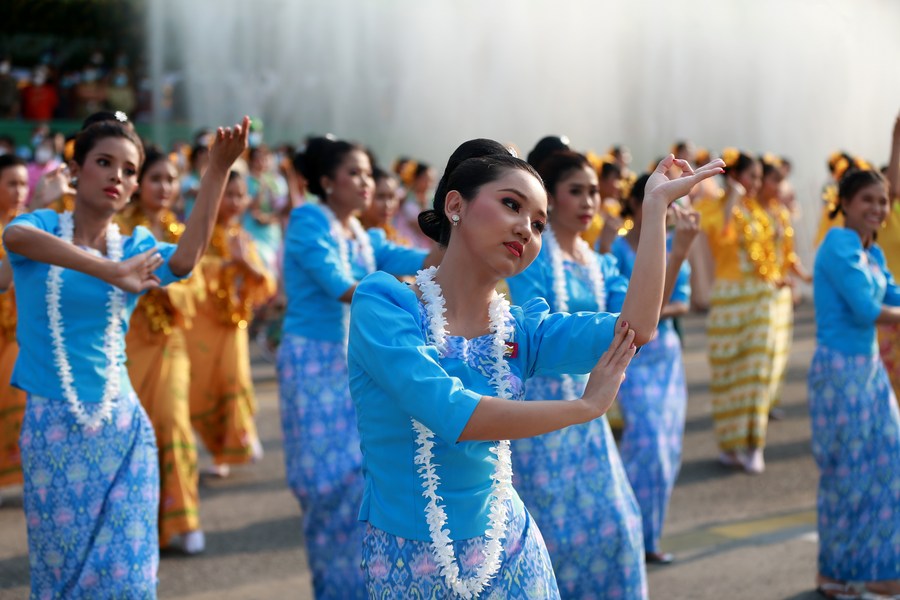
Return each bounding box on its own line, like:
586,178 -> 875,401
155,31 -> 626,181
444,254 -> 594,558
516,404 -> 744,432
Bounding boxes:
878,111 -> 900,401
696,149 -> 778,474
0,155 -> 27,502
188,171 -> 276,478
118,148 -> 207,554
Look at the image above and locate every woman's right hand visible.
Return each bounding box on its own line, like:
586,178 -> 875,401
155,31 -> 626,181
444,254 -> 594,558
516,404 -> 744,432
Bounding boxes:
580,321 -> 637,419
105,248 -> 165,293
645,155 -> 725,211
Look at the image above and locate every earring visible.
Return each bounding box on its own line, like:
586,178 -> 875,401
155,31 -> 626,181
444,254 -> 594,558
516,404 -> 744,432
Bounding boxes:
325,187 -> 333,196
450,214 -> 460,226
70,176 -> 79,189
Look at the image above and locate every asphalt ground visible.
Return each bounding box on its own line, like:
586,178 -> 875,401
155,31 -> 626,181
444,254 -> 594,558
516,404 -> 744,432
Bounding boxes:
0,302 -> 829,599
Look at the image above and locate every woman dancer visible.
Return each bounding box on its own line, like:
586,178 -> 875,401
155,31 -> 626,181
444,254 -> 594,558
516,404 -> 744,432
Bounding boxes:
696,149 -> 777,474
188,171 -> 275,477
810,168 -> 900,599
349,138 -> 723,598
505,150 -> 643,597
3,115 -> 248,597
877,112 -> 900,401
279,138 -> 437,598
612,174 -> 697,566
0,155 -> 27,503
118,148 -> 206,553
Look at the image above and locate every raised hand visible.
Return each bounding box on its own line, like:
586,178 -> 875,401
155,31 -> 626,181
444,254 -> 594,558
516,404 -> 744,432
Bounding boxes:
670,205 -> 701,257
580,321 -> 637,418
645,155 -> 725,209
105,247 -> 164,293
208,116 -> 251,172
32,164 -> 76,209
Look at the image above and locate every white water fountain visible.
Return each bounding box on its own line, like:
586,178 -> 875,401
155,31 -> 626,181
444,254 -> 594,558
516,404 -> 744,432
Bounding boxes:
149,0 -> 900,263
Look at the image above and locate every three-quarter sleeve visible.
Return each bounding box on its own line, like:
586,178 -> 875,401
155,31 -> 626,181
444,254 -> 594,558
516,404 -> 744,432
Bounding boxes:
599,253 -> 628,312
516,297 -> 620,378
286,205 -> 356,299
368,227 -> 427,275
4,210 -> 57,265
127,225 -> 185,288
819,230 -> 883,326
349,273 -> 482,444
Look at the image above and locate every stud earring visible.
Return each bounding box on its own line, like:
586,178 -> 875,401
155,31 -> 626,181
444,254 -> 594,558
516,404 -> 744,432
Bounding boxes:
70,176 -> 79,189
325,187 -> 333,196
450,214 -> 460,226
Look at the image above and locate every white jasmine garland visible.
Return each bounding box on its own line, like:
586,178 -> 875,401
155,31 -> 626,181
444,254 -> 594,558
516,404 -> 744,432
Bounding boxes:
48,211 -> 125,429
413,266 -> 514,599
319,203 -> 376,276
543,225 -> 606,399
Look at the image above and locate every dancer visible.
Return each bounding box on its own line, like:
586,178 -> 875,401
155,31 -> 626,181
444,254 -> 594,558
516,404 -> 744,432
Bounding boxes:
612,173 -> 697,566
505,150 -> 643,597
117,148 -> 206,553
188,170 -> 275,477
3,114 -> 248,598
877,111 -> 900,401
349,138 -> 723,598
696,149 -> 777,474
359,167 -> 410,246
0,155 -> 27,503
758,154 -> 811,418
810,168 -> 900,599
279,137 -> 437,598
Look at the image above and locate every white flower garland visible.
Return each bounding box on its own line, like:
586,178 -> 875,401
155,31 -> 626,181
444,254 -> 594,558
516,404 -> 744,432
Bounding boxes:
319,203 -> 376,276
413,266 -> 514,599
543,225 -> 606,399
47,211 -> 125,429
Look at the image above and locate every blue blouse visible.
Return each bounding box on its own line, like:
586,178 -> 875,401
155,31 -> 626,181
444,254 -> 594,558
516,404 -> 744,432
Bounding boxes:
5,209 -> 184,403
610,234 -> 691,334
282,204 -> 427,342
814,228 -> 900,355
506,240 -> 628,313
348,272 -> 620,541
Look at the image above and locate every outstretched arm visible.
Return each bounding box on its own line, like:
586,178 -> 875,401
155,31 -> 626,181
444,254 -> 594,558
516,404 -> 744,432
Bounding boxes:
169,117 -> 250,276
618,156 -> 725,345
458,324 -> 636,441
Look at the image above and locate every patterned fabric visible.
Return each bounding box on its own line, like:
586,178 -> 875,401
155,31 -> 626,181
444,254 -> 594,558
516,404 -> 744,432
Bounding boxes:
768,286 -> 794,409
0,336 -> 25,488
362,501 -> 559,599
20,393 -> 159,599
188,305 -> 261,466
618,327 -> 687,553
878,321 -> 900,403
126,322 -> 199,547
277,334 -> 365,599
512,375 -> 647,600
807,345 -> 900,581
707,278 -> 777,451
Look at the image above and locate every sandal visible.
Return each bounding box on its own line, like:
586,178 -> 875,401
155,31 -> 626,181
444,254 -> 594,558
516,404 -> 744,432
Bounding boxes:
717,451 -> 743,469
864,581 -> 900,599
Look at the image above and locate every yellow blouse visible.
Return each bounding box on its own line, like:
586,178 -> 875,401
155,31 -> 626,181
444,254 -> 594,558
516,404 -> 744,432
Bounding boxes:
877,198 -> 900,276
199,224 -> 277,330
0,223 -> 17,342
116,204 -> 203,334
696,193 -> 778,283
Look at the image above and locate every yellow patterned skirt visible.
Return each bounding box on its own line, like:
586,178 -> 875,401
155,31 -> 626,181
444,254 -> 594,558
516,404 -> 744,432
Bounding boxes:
187,308 -> 260,466
878,321 -> 900,404
768,286 -> 794,409
0,337 -> 26,488
707,278 -> 778,451
126,319 -> 200,547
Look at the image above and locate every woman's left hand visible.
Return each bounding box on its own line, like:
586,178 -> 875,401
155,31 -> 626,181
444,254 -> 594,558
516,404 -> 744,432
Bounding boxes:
645,156 -> 725,210
208,116 -> 251,172
671,205 -> 701,256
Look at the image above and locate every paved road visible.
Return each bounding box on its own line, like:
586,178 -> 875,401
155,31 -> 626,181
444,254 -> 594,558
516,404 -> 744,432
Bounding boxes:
0,303 -> 826,599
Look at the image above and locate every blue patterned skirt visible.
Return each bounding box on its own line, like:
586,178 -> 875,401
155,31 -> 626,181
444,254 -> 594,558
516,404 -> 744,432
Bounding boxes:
20,393 -> 159,599
511,375 -> 647,600
276,334 -> 365,599
617,326 -> 687,553
808,345 -> 900,581
362,500 -> 559,599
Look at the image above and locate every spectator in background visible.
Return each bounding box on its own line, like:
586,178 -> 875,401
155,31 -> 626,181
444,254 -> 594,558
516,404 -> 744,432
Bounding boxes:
20,66 -> 59,121
25,131 -> 61,206
74,62 -> 107,119
0,57 -> 19,119
106,54 -> 136,116
0,136 -> 14,157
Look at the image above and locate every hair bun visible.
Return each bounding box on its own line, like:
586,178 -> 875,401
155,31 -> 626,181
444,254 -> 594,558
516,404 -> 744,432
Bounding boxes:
417,209 -> 443,244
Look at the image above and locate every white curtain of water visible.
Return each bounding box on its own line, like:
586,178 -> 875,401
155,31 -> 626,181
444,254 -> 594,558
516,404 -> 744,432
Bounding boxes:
157,0 -> 900,261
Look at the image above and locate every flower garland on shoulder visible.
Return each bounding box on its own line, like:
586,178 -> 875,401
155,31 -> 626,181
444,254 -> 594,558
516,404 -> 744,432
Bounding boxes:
47,211 -> 125,429
413,266 -> 514,599
542,225 -> 606,399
